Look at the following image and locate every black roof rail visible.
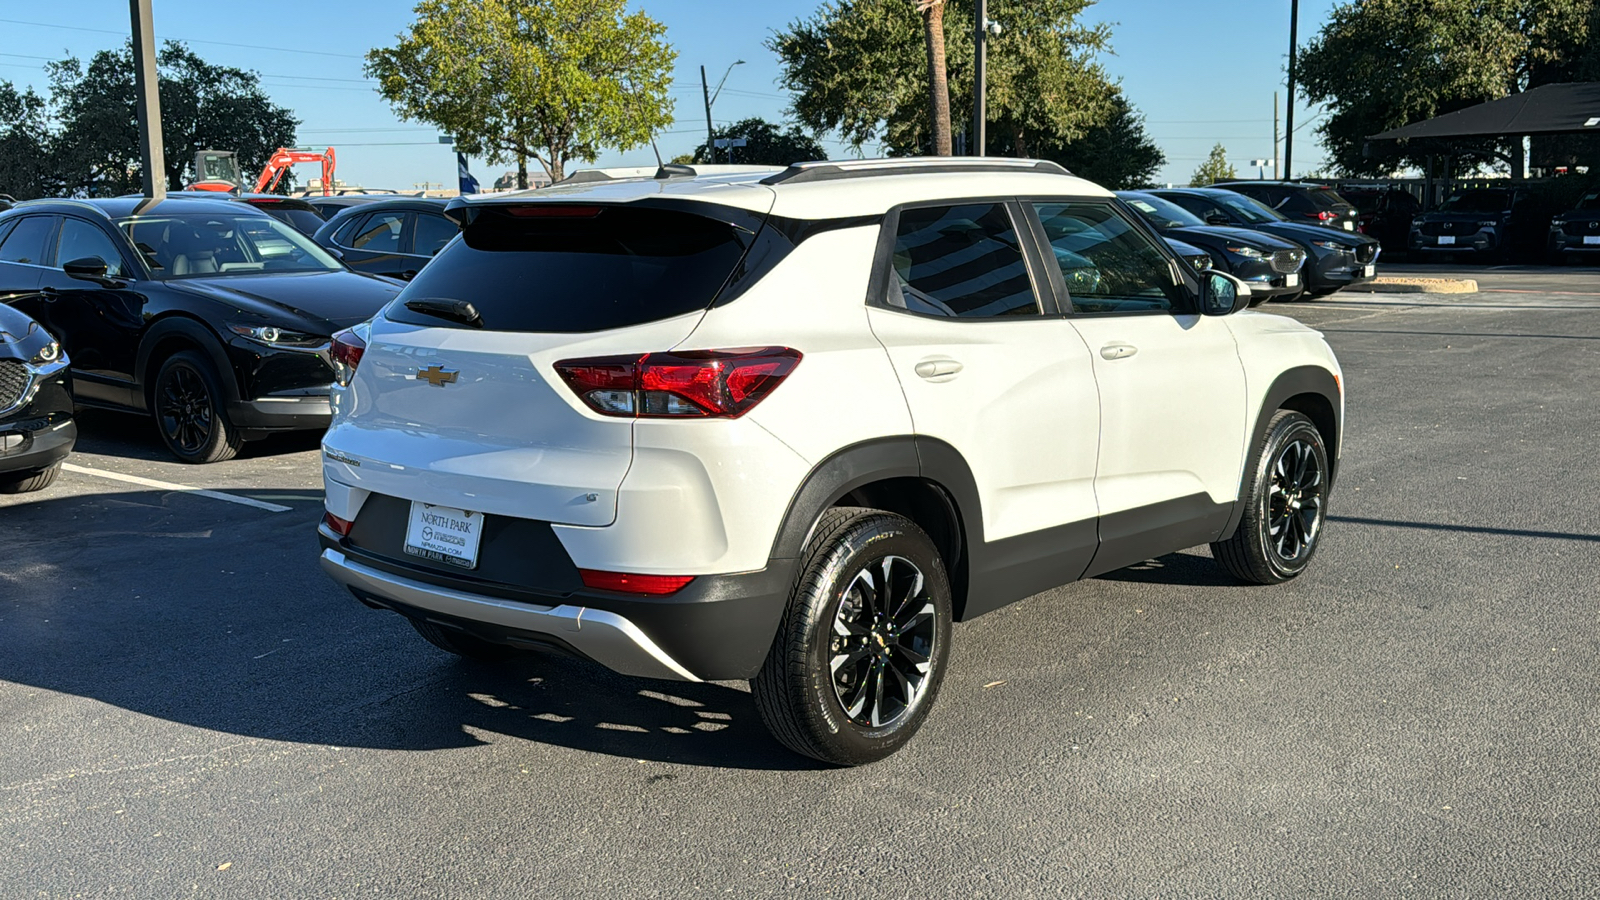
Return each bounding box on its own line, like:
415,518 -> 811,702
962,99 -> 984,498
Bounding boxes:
759,158 -> 1073,186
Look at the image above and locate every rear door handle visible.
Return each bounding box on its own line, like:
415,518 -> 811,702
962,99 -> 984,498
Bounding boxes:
1099,343 -> 1138,361
914,358 -> 963,381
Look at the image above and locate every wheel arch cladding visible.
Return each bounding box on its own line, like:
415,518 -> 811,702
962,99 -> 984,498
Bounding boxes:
137,315 -> 241,411
769,437 -> 981,620
1219,365 -> 1342,541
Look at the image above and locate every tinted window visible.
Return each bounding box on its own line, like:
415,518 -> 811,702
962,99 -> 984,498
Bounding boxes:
386,205 -> 748,333
0,216 -> 56,265
1279,193 -> 1315,213
260,207 -> 325,236
1032,202 -> 1184,315
1306,188 -> 1351,209
1120,193 -> 1206,228
1578,193 -> 1600,211
55,218 -> 126,277
349,212 -> 406,252
331,214 -> 363,246
888,203 -> 1038,318
0,219 -> 16,248
1442,190 -> 1513,213
413,212 -> 457,257
1216,193 -> 1286,223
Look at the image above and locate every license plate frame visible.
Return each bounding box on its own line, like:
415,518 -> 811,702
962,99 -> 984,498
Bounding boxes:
1284,273 -> 1299,287
1585,235 -> 1600,245
1362,264 -> 1375,278
1437,235 -> 1456,246
404,502 -> 485,569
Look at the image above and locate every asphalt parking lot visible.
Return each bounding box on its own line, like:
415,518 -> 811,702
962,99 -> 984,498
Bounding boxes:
3,264 -> 1598,898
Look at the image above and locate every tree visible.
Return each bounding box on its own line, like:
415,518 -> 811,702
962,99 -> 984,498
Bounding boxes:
0,83 -> 54,200
1190,143 -> 1236,186
1029,92 -> 1164,189
916,0 -> 953,156
769,0 -> 1112,158
689,117 -> 827,166
368,0 -> 676,187
41,41 -> 297,196
1298,0 -> 1597,176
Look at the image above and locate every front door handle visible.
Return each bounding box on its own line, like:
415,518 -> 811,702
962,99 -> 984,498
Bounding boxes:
1099,343 -> 1138,361
38,286 -> 60,301
914,358 -> 964,381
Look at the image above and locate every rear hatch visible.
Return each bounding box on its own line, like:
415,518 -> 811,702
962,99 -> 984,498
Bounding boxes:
324,196 -> 775,527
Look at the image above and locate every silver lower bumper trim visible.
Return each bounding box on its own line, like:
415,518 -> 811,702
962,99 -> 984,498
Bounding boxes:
319,548 -> 701,682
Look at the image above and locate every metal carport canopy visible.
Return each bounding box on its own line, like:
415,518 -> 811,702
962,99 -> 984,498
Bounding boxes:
1369,82 -> 1600,140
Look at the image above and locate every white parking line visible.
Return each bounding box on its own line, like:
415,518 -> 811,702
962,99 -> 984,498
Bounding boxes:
61,464 -> 294,513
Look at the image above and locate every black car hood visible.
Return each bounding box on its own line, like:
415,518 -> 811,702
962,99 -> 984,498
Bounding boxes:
1168,225 -> 1301,251
1416,210 -> 1509,223
0,301 -> 59,362
1558,208 -> 1600,221
1255,221 -> 1377,247
166,270 -> 402,332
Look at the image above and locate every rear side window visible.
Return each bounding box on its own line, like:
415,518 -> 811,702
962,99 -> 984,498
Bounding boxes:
412,212 -> 457,257
386,205 -> 749,333
0,216 -> 56,265
350,212 -> 405,252
888,203 -> 1039,318
1308,189 -> 1350,209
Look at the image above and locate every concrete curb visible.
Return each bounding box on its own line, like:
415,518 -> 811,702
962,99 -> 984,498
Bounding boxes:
1342,278 -> 1478,294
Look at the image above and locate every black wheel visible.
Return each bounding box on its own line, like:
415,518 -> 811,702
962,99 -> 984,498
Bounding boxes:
409,619 -> 524,662
1212,410 -> 1331,585
153,350 -> 244,464
0,462 -> 61,494
752,507 -> 953,766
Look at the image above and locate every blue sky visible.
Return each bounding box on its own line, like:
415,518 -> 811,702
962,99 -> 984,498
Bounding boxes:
0,0 -> 1346,190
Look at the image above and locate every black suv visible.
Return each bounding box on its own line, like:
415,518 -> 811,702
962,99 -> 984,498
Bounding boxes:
1215,182 -> 1359,233
0,196 -> 401,462
1549,190 -> 1600,262
1121,191 -> 1308,303
312,198 -> 455,281
1339,186 -> 1423,255
1409,188 -> 1536,261
0,302 -> 73,492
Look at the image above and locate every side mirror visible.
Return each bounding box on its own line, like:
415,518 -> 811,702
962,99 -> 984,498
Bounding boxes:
1201,270 -> 1252,316
63,256 -> 124,287
1205,214 -> 1230,226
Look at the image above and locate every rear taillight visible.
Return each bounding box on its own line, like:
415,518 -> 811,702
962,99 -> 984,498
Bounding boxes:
1310,210 -> 1335,222
554,347 -> 801,419
579,569 -> 695,595
330,329 -> 366,386
323,512 -> 354,537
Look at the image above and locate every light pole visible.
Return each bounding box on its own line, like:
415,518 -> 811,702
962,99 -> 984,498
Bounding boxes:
1283,0 -> 1299,180
700,60 -> 745,163
973,4 -> 1002,157
130,0 -> 165,202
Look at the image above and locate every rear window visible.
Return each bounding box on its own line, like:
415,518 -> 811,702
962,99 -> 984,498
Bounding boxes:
1307,188 -> 1351,209
386,205 -> 749,333
259,206 -> 325,236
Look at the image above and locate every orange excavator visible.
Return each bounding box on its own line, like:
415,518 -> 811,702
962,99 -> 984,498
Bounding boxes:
187,148 -> 337,195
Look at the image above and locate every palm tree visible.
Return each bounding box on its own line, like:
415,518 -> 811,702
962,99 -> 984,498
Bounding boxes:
916,0 -> 953,156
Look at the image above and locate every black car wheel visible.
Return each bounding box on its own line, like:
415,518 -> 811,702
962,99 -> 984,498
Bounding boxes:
0,462 -> 61,494
753,507 -> 953,766
1213,410 -> 1330,584
154,351 -> 244,464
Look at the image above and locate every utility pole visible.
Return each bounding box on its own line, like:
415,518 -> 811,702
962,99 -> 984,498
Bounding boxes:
701,65 -> 714,163
1283,0 -> 1299,181
130,0 -> 165,202
1273,91 -> 1280,176
973,0 -> 988,156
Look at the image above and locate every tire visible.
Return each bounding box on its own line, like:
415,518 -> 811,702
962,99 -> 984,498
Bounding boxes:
152,350 -> 244,464
0,462 -> 61,494
1212,410 -> 1331,585
752,507 -> 953,766
409,619 -> 525,663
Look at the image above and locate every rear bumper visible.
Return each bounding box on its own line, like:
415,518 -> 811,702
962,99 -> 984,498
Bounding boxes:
319,527 -> 795,681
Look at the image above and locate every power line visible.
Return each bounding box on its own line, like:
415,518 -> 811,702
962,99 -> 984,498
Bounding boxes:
0,17 -> 365,60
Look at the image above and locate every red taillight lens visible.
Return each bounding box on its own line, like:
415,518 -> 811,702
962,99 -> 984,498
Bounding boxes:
330,329 -> 366,386
1315,211 -> 1335,221
554,347 -> 801,419
579,569 -> 695,595
322,512 -> 354,536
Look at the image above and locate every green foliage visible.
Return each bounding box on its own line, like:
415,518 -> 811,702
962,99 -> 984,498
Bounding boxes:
1025,91 -> 1164,189
1189,143 -> 1237,186
1,41 -> 298,198
1299,0 -> 1598,176
0,83 -> 53,199
690,117 -> 827,166
768,0 -> 1113,157
367,0 -> 676,185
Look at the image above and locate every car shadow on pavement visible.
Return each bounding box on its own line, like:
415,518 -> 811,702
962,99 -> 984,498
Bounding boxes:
1093,550 -> 1239,587
69,408 -> 324,463
0,488 -> 820,771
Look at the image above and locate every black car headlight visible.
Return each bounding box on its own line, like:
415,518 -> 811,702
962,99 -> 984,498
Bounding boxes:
1310,239 -> 1350,252
228,324 -> 327,347
1225,245 -> 1266,258
32,340 -> 61,364
1477,220 -> 1499,228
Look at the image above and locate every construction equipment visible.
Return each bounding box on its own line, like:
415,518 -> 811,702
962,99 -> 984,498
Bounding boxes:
184,147 -> 337,195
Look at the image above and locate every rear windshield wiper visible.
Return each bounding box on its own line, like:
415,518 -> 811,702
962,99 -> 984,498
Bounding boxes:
404,297 -> 483,328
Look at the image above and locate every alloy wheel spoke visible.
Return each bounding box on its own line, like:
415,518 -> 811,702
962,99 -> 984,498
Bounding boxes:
830,647 -> 871,674
868,664 -> 887,727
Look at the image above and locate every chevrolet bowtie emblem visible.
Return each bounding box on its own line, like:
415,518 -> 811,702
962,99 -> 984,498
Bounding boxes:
416,365 -> 459,387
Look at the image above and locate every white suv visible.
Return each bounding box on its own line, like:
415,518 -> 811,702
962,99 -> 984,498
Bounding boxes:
317,159 -> 1343,765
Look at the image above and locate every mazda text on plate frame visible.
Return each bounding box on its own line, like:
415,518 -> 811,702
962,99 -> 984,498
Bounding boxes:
317,158 -> 1345,765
